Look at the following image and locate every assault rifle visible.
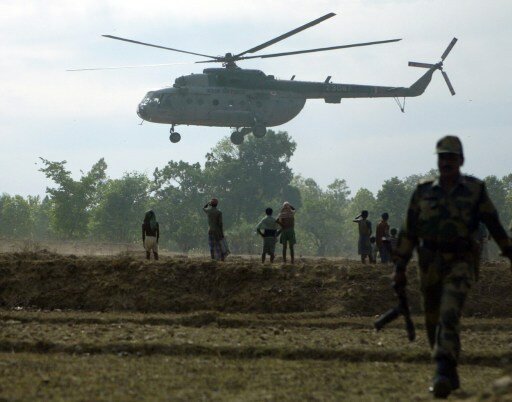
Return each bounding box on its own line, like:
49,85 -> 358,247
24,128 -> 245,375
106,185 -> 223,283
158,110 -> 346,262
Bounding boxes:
374,281 -> 416,342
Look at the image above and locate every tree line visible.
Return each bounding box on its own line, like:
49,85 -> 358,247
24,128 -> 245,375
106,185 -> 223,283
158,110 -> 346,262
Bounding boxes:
2,131 -> 511,257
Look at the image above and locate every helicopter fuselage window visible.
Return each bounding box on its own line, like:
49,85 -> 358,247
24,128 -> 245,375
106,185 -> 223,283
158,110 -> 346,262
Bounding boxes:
212,99 -> 219,106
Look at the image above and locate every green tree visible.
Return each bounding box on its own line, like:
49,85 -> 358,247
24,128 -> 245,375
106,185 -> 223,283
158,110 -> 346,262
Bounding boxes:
153,161 -> 206,252
205,130 -> 301,227
484,175 -> 507,219
502,173 -> 512,227
27,195 -> 52,239
293,176 -> 350,256
0,194 -> 33,238
39,158 -> 107,238
90,173 -> 150,242
375,177 -> 410,229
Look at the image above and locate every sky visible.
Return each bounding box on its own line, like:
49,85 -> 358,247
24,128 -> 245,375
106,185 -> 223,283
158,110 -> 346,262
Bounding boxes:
1,0 -> 511,198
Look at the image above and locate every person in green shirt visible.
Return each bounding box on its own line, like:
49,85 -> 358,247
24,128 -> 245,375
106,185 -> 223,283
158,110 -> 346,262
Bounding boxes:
256,207 -> 280,263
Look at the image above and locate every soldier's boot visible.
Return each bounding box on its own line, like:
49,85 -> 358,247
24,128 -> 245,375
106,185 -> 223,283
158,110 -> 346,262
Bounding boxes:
431,358 -> 457,398
154,252 -> 159,261
146,251 -> 151,260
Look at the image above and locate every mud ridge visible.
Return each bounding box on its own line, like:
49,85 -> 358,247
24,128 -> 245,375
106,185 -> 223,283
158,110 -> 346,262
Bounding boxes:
3,312 -> 512,332
1,253 -> 511,316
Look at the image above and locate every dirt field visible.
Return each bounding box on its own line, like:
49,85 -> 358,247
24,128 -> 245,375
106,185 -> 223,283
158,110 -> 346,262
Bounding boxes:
1,251 -> 512,401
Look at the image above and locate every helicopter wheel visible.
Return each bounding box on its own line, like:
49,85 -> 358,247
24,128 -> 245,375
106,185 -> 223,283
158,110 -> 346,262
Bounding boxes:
230,131 -> 244,145
253,124 -> 267,138
169,132 -> 181,143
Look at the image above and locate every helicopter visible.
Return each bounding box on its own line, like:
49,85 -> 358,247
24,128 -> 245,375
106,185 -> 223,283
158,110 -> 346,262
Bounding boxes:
75,13 -> 457,145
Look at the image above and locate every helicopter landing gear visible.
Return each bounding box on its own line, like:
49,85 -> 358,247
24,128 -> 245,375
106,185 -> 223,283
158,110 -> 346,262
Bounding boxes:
169,132 -> 181,143
230,127 -> 252,145
169,125 -> 181,143
252,124 -> 267,138
230,130 -> 244,145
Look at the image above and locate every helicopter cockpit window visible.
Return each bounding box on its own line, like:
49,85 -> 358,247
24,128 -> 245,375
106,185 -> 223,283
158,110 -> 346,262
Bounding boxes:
140,95 -> 151,106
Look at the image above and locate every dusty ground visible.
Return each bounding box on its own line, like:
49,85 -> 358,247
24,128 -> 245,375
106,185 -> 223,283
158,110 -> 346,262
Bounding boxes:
1,251 -> 512,401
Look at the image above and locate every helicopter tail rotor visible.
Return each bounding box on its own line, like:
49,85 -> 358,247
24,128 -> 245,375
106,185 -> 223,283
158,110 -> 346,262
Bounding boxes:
408,37 -> 457,95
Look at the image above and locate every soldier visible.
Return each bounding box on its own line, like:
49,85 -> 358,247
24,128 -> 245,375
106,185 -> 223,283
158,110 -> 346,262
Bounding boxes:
203,198 -> 229,261
256,207 -> 280,263
142,210 -> 159,260
353,210 -> 372,263
393,135 -> 512,398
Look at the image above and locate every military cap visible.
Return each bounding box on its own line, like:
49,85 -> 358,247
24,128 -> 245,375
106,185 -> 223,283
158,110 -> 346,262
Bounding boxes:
436,135 -> 463,155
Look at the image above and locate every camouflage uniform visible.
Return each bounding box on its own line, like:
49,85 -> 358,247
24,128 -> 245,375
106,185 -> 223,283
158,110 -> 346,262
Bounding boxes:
395,139 -> 512,367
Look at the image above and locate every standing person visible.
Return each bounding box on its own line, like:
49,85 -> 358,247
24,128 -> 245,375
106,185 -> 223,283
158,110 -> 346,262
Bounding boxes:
389,228 -> 398,253
142,210 -> 159,260
203,198 -> 229,261
256,207 -> 280,263
353,210 -> 372,263
369,236 -> 378,264
393,135 -> 512,398
276,202 -> 296,264
376,212 -> 391,263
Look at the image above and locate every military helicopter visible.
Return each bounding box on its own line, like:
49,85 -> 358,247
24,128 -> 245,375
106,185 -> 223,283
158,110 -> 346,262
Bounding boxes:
75,13 -> 457,145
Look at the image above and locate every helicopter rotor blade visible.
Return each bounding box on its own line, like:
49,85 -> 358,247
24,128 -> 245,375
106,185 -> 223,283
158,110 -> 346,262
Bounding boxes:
408,61 -> 435,68
442,70 -> 456,95
66,62 -> 192,71
234,38 -> 401,61
102,35 -> 219,60
235,12 -> 336,58
441,37 -> 457,61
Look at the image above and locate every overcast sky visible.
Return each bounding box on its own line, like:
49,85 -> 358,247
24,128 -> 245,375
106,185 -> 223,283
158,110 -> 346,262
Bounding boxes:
1,0 -> 511,198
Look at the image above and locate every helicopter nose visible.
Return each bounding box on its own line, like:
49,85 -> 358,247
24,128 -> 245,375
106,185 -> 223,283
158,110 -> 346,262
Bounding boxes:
137,104 -> 146,120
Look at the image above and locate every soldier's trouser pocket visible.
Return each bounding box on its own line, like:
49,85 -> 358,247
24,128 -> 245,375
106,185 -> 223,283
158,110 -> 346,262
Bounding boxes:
418,247 -> 439,288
